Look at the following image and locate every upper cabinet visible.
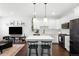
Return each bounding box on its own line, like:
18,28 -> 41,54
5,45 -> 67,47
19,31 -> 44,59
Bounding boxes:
33,18 -> 61,29
62,22 -> 69,29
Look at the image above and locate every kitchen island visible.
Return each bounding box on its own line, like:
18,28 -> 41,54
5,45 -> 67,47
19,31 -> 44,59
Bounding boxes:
26,35 -> 54,56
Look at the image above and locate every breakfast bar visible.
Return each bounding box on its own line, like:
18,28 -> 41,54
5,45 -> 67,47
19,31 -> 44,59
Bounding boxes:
26,35 -> 53,56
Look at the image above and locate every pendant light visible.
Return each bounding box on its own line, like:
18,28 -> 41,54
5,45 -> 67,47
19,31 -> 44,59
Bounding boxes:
33,3 -> 37,22
44,3 -> 47,22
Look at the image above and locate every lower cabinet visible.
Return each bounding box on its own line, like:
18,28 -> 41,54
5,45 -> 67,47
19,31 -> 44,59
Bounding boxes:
65,36 -> 70,51
58,34 -> 70,52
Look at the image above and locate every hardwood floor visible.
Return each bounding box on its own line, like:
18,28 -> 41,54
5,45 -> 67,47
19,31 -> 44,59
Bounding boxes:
25,43 -> 69,56
52,44 -> 69,56
12,39 -> 69,56
15,42 -> 69,56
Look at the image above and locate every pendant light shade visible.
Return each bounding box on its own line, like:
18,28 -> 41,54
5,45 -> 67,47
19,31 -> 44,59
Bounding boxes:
44,3 -> 48,22
33,3 -> 37,22
44,17 -> 47,22
33,17 -> 37,22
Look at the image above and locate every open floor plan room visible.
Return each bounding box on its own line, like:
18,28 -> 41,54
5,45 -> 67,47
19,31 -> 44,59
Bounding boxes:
0,3 -> 79,56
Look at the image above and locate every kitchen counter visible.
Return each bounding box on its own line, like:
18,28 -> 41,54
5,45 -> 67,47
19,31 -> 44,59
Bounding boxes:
59,34 -> 70,36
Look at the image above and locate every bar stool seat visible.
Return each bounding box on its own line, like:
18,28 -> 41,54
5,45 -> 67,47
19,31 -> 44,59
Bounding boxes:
28,41 -> 38,56
41,41 -> 51,56
41,45 -> 50,49
29,44 -> 38,49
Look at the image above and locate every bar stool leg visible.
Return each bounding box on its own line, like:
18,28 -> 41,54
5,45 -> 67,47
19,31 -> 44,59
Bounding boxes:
41,49 -> 43,56
0,50 -> 3,54
29,49 -> 31,56
36,48 -> 38,56
48,49 -> 50,56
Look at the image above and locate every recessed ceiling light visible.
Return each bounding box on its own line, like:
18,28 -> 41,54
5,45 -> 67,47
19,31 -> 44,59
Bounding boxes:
33,12 -> 36,15
52,12 -> 56,15
10,11 -> 14,15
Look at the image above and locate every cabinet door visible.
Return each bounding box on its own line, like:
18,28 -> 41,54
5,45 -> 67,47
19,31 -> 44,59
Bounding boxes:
65,36 -> 70,51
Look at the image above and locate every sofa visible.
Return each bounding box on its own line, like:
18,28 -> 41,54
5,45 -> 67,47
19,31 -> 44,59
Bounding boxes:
0,40 -> 13,54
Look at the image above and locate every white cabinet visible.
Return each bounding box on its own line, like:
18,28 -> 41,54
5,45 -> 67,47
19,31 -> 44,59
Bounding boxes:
65,36 -> 70,51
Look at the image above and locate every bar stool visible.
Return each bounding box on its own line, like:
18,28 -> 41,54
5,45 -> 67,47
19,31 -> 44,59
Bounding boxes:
41,41 -> 51,56
28,41 -> 38,56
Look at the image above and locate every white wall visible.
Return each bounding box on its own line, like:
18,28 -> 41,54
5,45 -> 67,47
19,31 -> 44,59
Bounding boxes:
0,16 -> 60,43
34,18 -> 61,29
0,16 -> 33,40
0,5 -> 79,43
74,6 -> 79,19
33,18 -> 61,43
58,6 -> 79,34
58,9 -> 74,34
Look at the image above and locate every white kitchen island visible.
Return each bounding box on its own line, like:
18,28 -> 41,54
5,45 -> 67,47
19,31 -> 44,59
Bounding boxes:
26,35 -> 54,56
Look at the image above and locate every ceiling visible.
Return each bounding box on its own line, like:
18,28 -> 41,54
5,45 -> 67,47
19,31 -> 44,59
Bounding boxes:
0,3 -> 79,19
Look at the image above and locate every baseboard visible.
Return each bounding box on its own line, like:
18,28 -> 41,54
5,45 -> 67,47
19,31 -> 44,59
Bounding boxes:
52,43 -> 59,45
